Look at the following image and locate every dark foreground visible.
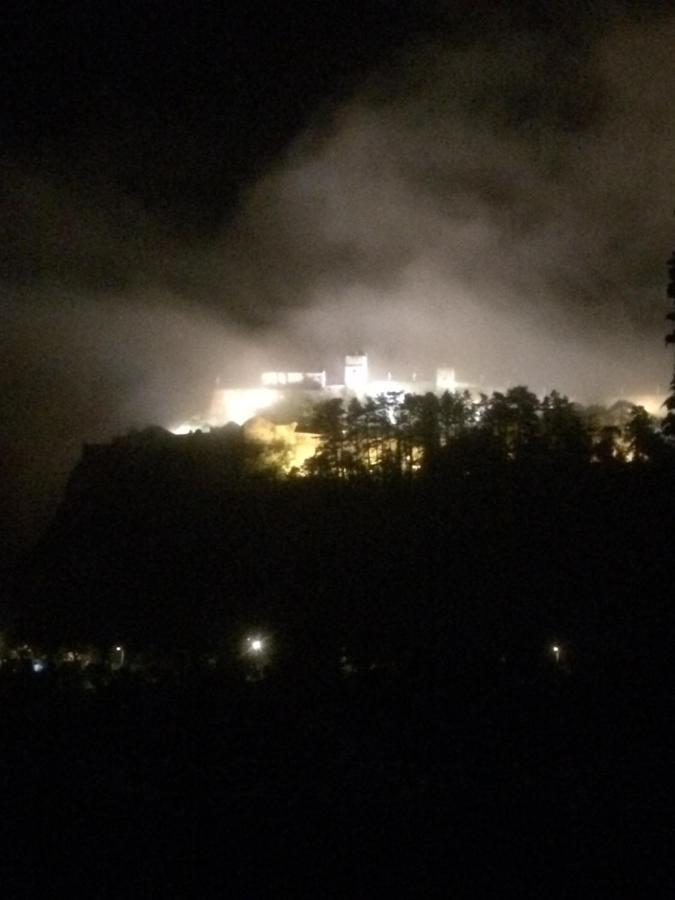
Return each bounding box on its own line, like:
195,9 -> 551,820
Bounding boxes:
3,460 -> 674,893
0,655 -> 671,897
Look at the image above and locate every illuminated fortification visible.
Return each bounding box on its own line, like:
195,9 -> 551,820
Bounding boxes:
344,354 -> 369,393
170,353 -> 470,435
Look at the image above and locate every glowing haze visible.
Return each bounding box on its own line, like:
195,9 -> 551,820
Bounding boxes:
234,18 -> 674,397
1,8 -> 675,548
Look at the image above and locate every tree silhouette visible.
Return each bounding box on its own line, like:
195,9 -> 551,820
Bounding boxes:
664,249 -> 675,437
438,390 -> 472,445
294,380 -> 674,479
373,392 -> 404,478
345,397 -> 367,477
307,398 -> 346,477
624,405 -> 664,462
593,425 -> 623,464
481,387 -> 540,461
481,391 -> 511,453
540,391 -> 590,466
402,392 -> 440,471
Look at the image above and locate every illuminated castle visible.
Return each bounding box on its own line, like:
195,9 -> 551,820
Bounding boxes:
171,353 -> 466,434
344,353 -> 368,393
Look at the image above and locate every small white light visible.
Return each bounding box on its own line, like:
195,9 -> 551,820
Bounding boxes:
250,639 -> 263,653
115,646 -> 122,652
552,645 -> 559,653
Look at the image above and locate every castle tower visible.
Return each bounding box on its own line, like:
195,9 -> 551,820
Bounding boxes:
344,353 -> 368,394
436,367 -> 457,393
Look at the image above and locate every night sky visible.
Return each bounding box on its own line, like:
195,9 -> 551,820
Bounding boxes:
1,0 -> 674,555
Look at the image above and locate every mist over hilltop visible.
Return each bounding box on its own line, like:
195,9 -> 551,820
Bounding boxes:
1,2 -> 674,552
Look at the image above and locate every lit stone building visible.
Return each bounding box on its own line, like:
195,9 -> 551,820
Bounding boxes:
343,354 -> 369,394
169,353 -> 472,434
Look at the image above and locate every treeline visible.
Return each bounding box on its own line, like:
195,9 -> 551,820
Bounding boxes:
303,387 -> 672,478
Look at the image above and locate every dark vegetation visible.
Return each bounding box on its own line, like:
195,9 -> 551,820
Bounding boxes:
665,247 -> 675,435
305,386 -> 671,478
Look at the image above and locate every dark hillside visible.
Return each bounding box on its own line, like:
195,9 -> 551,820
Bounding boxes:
16,428 -> 674,675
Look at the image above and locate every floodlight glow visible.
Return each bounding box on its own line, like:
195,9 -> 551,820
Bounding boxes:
250,638 -> 263,653
211,388 -> 281,426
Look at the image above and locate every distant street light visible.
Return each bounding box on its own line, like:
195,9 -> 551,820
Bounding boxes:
552,644 -> 560,664
243,635 -> 270,680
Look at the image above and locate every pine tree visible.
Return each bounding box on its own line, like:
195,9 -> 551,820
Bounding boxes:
625,405 -> 663,462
